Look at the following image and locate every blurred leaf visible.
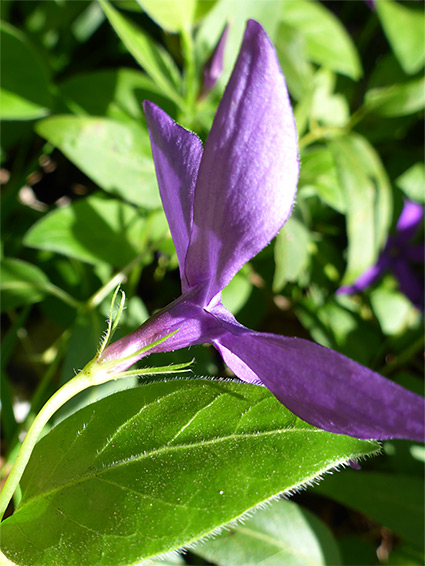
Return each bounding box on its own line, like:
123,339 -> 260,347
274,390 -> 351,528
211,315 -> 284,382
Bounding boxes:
273,217 -> 311,292
222,266 -> 252,315
99,0 -> 183,107
329,134 -> 392,283
275,22 -> 314,100
58,68 -> 174,120
299,147 -> 345,213
386,543 -> 425,566
24,193 -> 154,267
135,0 -> 196,33
0,21 -> 52,120
282,0 -> 362,79
311,69 -> 349,127
296,296 -> 382,365
396,163 -> 425,203
192,499 -> 341,566
1,380 -> 379,566
314,470 -> 425,548
338,536 -> 377,566
377,0 -> 425,75
0,258 -> 50,311
365,77 -> 425,117
370,287 -> 418,336
71,1 -> 105,42
35,115 -> 160,208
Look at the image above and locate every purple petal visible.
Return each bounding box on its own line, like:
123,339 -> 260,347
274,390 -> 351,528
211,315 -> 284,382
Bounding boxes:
185,20 -> 299,303
337,253 -> 390,295
210,314 -> 424,440
143,101 -> 203,291
392,258 -> 424,308
100,289 -> 223,372
396,200 -> 424,244
365,0 -> 375,10
200,23 -> 229,96
405,243 -> 425,263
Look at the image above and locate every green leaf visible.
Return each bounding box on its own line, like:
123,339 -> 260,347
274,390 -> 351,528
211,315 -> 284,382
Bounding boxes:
1,379 -> 378,565
135,0 -> 196,33
377,0 -> 425,75
311,69 -> 349,127
24,193 -> 161,267
274,22 -> 314,100
365,77 -> 425,117
314,470 -> 425,547
0,258 -> 50,311
99,0 -> 183,107
396,163 -> 425,203
192,498 -> 341,566
329,134 -> 392,283
193,501 -> 341,566
299,147 -> 345,213
222,266 -> 252,315
58,68 -> 175,120
370,287 -> 419,336
273,217 -> 311,292
281,0 -> 362,80
0,21 -> 52,120
35,115 -> 160,208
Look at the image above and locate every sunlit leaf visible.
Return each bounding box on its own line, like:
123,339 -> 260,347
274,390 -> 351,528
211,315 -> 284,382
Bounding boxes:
396,163 -> 425,203
282,0 -> 362,79
377,0 -> 425,75
35,115 -> 160,208
58,68 -> 175,120
365,77 -> 425,117
192,499 -> 341,566
299,147 -> 345,213
1,379 -> 378,566
274,217 -> 311,292
24,193 -> 161,267
0,258 -> 50,311
0,22 -> 52,120
99,0 -> 183,107
135,0 -> 196,33
329,134 -> 392,283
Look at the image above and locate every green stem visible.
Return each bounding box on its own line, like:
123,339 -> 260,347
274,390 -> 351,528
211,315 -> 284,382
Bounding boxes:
0,368 -> 94,520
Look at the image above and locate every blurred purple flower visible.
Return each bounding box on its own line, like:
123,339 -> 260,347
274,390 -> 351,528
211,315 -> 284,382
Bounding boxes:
102,21 -> 424,442
365,0 -> 375,10
338,200 -> 424,309
200,23 -> 229,97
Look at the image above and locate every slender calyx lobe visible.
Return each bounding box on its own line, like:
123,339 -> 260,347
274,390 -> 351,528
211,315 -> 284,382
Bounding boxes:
102,21 -> 424,442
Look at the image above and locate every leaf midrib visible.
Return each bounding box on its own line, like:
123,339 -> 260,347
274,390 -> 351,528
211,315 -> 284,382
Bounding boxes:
20,427 -> 327,509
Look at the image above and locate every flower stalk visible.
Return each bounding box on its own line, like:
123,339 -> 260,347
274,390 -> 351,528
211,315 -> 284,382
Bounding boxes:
0,289 -> 191,521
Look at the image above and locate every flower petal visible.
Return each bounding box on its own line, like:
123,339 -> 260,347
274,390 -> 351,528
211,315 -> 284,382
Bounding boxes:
395,200 -> 423,243
101,290 -> 223,372
185,20 -> 299,303
405,243 -> 425,263
337,253 -> 390,295
392,258 -> 424,309
201,23 -> 229,96
212,322 -> 425,441
143,101 -> 203,290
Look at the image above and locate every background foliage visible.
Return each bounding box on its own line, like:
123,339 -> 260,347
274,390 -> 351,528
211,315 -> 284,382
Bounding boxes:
1,1 -> 424,565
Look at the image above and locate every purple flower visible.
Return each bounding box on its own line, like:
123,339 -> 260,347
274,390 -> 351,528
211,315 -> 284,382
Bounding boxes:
200,24 -> 229,97
338,200 -> 424,309
101,21 -> 424,442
